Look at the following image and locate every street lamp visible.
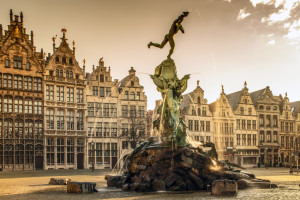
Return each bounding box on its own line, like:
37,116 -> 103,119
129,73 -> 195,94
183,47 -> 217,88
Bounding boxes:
91,140 -> 95,172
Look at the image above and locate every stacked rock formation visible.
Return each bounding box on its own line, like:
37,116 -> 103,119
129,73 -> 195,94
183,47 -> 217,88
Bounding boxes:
106,146 -> 277,193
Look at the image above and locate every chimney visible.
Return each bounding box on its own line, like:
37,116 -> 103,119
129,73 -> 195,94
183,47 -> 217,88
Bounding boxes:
83,59 -> 86,75
30,31 -> 34,45
52,35 -> 56,53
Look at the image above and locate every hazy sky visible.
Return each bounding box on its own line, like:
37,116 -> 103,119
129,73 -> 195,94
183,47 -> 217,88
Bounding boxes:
1,0 -> 300,109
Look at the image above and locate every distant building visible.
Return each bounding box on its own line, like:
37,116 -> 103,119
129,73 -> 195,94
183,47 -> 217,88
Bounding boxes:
86,61 -> 147,169
209,86 -> 235,162
0,10 -> 44,171
226,82 -> 258,167
181,81 -> 213,147
43,29 -> 87,170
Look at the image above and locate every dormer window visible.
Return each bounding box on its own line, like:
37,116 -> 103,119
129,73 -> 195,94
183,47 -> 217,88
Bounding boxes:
26,62 -> 31,70
55,56 -> 60,63
5,59 -> 10,67
69,58 -> 73,65
100,75 -> 104,82
13,56 -> 22,69
62,57 -> 66,64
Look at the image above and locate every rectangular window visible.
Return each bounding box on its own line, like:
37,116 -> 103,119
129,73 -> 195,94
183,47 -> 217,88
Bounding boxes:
76,88 -> 83,103
202,107 -> 207,116
122,105 -> 128,117
67,139 -> 74,164
96,143 -> 103,164
92,86 -> 98,96
122,123 -> 128,137
24,99 -> 33,114
57,138 -> 64,164
3,74 -> 12,88
248,108 -> 252,115
273,115 -> 278,127
57,86 -> 64,102
96,103 -> 102,117
24,76 -> 32,90
46,138 -> 54,165
236,119 -> 240,129
34,77 -> 42,91
103,103 -> 110,117
188,120 -> 193,131
111,123 -> 117,137
242,134 -> 246,145
96,123 -> 102,137
252,120 -> 256,130
13,56 -> 22,69
122,141 -> 128,149
237,134 -> 241,145
259,114 -> 264,127
206,121 -> 210,132
106,87 -> 111,96
104,122 -> 110,137
14,75 -> 23,89
67,87 -> 74,102
266,115 -> 271,127
240,107 -> 244,115
34,101 -> 42,115
247,120 -> 251,130
273,131 -> 278,142
253,134 -> 257,146
88,103 -> 94,116
194,120 -> 199,131
242,120 -> 246,129
247,134 -> 251,145
100,87 -> 104,97
5,59 -> 10,67
200,121 -> 205,131
130,105 -> 136,117
46,85 -> 54,101
138,106 -> 145,118
110,103 -> 117,117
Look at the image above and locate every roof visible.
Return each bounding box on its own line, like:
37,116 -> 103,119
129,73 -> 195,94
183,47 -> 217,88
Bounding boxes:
249,88 -> 266,105
226,90 -> 243,111
290,101 -> 300,117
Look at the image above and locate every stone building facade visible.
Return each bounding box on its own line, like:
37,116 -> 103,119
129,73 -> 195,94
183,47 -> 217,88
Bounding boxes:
86,58 -> 119,169
180,81 -> 213,146
43,29 -> 87,170
226,82 -> 259,167
86,61 -> 147,170
209,86 -> 235,162
0,11 -> 44,171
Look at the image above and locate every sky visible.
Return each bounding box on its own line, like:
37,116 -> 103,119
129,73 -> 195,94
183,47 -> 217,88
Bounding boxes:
1,0 -> 300,110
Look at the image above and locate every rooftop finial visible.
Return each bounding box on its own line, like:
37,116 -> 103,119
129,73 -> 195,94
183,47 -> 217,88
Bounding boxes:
244,81 -> 247,88
61,28 -> 67,39
221,84 -> 224,94
83,59 -> 86,74
285,92 -> 287,97
52,35 -> 57,53
72,40 -> 75,56
197,80 -> 199,86
10,9 -> 13,23
20,12 -> 23,23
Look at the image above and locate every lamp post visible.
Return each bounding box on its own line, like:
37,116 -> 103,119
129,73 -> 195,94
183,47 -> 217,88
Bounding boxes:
91,140 -> 95,172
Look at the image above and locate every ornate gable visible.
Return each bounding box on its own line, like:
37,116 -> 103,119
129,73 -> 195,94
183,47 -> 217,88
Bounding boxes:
0,10 -> 43,73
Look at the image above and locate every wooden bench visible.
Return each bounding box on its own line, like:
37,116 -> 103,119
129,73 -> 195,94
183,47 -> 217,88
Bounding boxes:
289,168 -> 300,174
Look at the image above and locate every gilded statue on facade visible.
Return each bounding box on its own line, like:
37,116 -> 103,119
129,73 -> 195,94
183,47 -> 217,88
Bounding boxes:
149,12 -> 190,146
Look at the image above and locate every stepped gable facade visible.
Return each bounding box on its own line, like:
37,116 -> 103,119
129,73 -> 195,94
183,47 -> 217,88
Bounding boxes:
43,29 -> 87,170
209,85 -> 235,162
86,58 -> 119,169
180,80 -> 213,145
0,10 -> 44,171
226,82 -> 258,167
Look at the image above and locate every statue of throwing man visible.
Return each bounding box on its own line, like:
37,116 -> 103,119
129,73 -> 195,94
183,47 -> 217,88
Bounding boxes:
148,11 -> 189,59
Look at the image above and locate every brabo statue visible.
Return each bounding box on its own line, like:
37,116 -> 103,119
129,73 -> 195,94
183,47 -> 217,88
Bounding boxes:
148,11 -> 189,59
149,12 -> 190,147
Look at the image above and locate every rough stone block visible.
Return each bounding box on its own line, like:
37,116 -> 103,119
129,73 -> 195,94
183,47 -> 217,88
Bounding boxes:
67,182 -> 97,193
237,179 -> 249,189
211,179 -> 238,195
105,175 -> 122,187
152,179 -> 165,191
49,178 -> 71,185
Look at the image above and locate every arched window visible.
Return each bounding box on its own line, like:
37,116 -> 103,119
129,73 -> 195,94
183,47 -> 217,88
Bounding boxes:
60,70 -> 63,77
69,58 -> 73,65
130,92 -> 135,100
46,109 -> 54,129
69,71 -> 73,78
137,92 -> 140,100
67,110 -> 74,130
77,111 -> 84,130
66,70 -> 69,78
62,57 -> 66,64
57,110 -> 64,130
56,69 -> 59,76
198,96 -> 201,104
55,56 -> 60,63
14,97 -> 23,113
